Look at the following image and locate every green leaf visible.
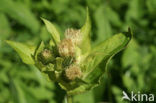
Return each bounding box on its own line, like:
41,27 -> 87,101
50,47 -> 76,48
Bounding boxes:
80,7 -> 91,54
125,0 -> 144,22
67,28 -> 132,95
93,76 -> 107,102
34,41 -> 45,61
0,13 -> 11,39
33,41 -> 45,71
112,86 -> 129,103
106,6 -> 122,27
10,79 -> 27,103
0,0 -> 39,33
83,28 -> 132,77
73,90 -> 94,103
146,0 -> 156,15
122,39 -> 140,68
6,40 -> 35,64
122,73 -> 136,91
10,79 -> 38,103
94,5 -> 112,43
41,18 -> 61,44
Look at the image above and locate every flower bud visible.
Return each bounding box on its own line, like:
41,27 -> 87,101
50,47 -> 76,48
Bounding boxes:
65,65 -> 82,81
38,49 -> 54,64
58,39 -> 75,57
65,28 -> 81,45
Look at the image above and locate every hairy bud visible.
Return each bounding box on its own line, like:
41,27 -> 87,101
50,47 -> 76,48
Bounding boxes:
65,28 -> 81,45
58,39 -> 75,57
38,49 -> 54,64
65,65 -> 82,81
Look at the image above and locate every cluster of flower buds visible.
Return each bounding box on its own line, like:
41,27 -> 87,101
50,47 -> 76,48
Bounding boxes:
58,28 -> 82,80
34,27 -> 83,82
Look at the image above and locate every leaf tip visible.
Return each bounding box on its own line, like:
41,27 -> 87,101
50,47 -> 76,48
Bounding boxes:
5,40 -> 10,44
40,17 -> 47,23
5,40 -> 13,46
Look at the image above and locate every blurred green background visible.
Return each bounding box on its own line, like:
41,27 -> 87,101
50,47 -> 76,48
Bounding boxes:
0,0 -> 156,103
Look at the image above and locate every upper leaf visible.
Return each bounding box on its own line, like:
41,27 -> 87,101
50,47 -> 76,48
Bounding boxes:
80,8 -> 91,54
84,28 -> 132,74
41,18 -> 60,44
83,28 -> 132,81
66,28 -> 132,95
6,40 -> 35,64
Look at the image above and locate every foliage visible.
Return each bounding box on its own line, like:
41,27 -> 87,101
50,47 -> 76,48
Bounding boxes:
6,8 -> 132,98
0,0 -> 156,103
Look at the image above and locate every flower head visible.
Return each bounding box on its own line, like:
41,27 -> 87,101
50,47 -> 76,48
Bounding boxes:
58,38 -> 75,57
65,28 -> 81,45
38,49 -> 54,64
65,65 -> 82,81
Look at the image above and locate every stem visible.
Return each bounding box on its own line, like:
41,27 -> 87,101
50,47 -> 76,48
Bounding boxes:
66,95 -> 73,103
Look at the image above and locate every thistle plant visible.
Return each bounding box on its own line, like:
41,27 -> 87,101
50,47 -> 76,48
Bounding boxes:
6,8 -> 132,103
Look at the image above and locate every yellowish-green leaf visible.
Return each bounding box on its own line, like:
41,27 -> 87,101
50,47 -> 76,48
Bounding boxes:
41,18 -> 60,44
34,41 -> 45,61
6,40 -> 35,64
80,7 -> 91,54
83,28 -> 132,83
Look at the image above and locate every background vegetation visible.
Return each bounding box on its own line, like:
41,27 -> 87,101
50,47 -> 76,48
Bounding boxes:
0,0 -> 156,103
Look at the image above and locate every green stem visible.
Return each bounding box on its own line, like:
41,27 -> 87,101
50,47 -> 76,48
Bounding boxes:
66,95 -> 73,103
